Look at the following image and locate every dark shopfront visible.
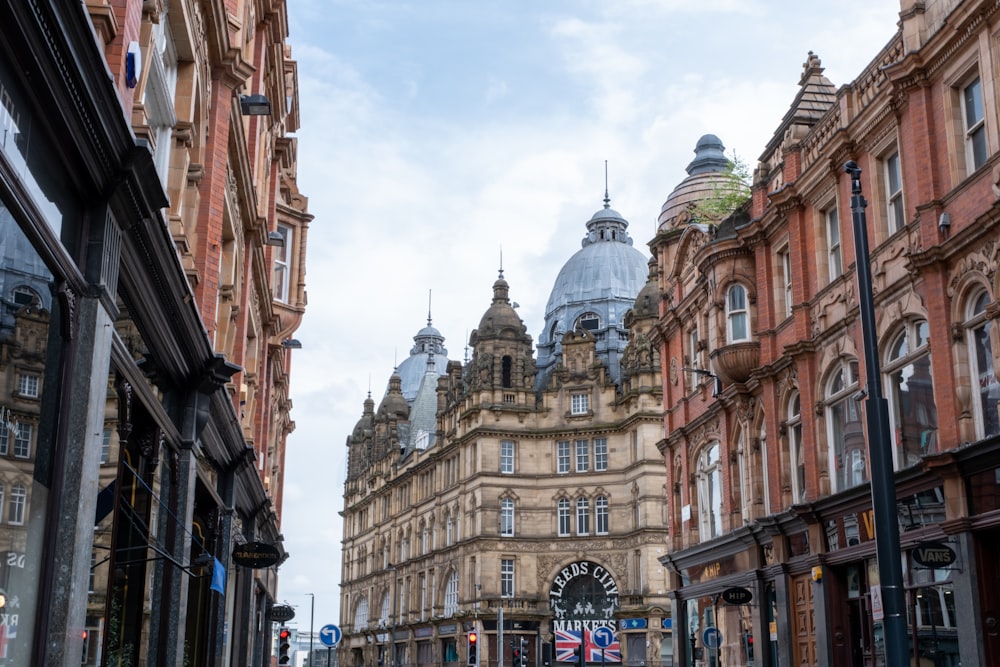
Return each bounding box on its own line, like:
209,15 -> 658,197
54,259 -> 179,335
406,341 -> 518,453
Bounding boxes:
0,3 -> 281,665
662,439 -> 1000,667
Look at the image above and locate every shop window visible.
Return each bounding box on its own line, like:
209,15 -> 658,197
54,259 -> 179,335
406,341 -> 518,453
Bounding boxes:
826,359 -> 865,492
557,498 -> 571,536
696,442 -> 723,539
726,284 -> 749,342
884,320 -> 938,468
500,497 -> 515,537
965,289 -> 999,438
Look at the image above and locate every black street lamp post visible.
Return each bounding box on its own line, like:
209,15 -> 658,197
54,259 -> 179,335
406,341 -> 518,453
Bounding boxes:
844,161 -> 909,666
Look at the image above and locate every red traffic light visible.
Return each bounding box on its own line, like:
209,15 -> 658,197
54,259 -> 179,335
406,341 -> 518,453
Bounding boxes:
279,628 -> 291,640
469,632 -> 478,644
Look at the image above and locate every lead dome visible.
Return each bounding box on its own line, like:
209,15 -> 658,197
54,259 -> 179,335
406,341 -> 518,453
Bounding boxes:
535,194 -> 649,390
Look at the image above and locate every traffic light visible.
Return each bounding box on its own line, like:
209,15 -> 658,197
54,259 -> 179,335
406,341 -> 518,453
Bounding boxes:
744,632 -> 754,661
468,632 -> 478,666
278,626 -> 292,665
519,638 -> 529,667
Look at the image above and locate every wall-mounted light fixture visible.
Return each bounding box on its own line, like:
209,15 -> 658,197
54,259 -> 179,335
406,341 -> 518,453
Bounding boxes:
240,94 -> 272,116
281,339 -> 302,349
266,231 -> 285,247
938,212 -> 951,238
682,367 -> 723,397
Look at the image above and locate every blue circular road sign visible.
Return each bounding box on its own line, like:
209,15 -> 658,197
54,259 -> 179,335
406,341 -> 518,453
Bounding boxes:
592,626 -> 615,649
319,624 -> 342,647
702,627 -> 722,650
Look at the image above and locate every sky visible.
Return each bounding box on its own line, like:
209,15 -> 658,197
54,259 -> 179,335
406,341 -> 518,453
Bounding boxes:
277,0 -> 903,633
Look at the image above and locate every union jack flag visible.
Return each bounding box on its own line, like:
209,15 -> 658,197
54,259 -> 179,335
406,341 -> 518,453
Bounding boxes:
554,628 -> 621,663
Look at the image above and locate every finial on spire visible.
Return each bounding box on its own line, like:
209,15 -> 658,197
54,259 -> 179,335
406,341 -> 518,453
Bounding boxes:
603,160 -> 611,209
499,245 -> 504,279
427,289 -> 433,327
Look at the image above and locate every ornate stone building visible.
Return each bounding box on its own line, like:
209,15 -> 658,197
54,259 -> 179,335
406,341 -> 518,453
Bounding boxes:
339,201 -> 672,667
652,2 -> 1000,666
0,0 -> 307,664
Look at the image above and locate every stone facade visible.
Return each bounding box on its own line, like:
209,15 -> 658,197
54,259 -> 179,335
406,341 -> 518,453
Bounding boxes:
339,266 -> 672,667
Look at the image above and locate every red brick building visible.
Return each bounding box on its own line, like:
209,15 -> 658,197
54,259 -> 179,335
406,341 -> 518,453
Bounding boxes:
651,2 -> 1000,665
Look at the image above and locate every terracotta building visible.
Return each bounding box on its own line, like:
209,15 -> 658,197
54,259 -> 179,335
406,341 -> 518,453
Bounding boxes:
0,0 -> 307,664
652,2 -> 1000,666
339,201 -> 674,667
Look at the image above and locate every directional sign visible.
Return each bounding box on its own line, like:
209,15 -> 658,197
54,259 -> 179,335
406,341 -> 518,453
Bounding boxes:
592,626 -> 615,649
702,627 -> 722,650
319,624 -> 342,647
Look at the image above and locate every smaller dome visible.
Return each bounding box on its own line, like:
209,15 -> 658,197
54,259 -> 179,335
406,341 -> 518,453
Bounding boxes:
630,259 -> 659,321
378,373 -> 410,421
475,272 -> 524,338
658,134 -> 732,228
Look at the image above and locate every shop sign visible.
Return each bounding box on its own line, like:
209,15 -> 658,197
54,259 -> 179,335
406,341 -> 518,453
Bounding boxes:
912,541 -> 956,568
720,586 -> 753,605
270,604 -> 295,622
232,541 -> 281,568
619,618 -> 647,630
439,624 -> 457,635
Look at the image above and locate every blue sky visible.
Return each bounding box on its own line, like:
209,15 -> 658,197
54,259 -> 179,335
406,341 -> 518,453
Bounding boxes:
278,0 -> 903,632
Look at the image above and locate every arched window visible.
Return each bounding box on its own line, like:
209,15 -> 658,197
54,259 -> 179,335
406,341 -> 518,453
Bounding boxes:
595,496 -> 609,535
787,392 -> 805,503
354,595 -> 370,630
380,591 -> 391,627
826,359 -> 865,492
726,284 -> 749,342
697,443 -> 722,538
443,571 -> 459,616
502,355 -> 513,388
576,497 -> 590,535
966,289 -> 999,438
500,498 -> 515,537
557,498 -> 571,536
576,312 -> 600,331
884,320 -> 938,468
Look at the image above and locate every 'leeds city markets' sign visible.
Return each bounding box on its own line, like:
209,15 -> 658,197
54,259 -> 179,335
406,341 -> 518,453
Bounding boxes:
233,541 -> 281,569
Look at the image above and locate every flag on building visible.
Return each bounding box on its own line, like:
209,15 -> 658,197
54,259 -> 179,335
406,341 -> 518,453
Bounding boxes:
554,629 -> 621,663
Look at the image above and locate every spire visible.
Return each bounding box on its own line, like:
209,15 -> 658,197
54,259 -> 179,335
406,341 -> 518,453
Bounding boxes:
427,289 -> 432,327
604,160 -> 611,209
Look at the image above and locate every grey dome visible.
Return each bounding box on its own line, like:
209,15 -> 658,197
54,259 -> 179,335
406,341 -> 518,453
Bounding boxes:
536,196 -> 648,389
393,316 -> 449,403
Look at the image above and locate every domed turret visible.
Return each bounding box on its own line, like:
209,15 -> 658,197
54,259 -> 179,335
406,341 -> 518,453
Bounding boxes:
536,193 -> 648,390
658,134 -> 732,229
377,372 -> 410,421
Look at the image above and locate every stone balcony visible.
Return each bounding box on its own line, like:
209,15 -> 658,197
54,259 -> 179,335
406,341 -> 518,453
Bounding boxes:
709,340 -> 760,385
